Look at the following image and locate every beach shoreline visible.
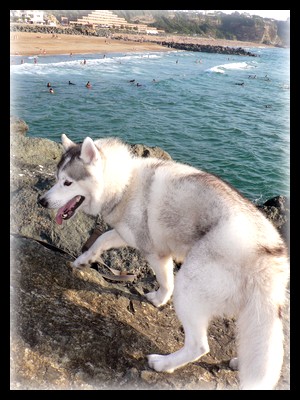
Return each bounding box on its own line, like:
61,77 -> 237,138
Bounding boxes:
10,32 -> 170,57
10,31 -> 272,57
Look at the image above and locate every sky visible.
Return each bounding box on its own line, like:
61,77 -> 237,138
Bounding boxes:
205,10 -> 290,21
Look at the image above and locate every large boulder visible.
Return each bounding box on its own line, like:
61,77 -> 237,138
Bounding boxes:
10,123 -> 290,390
10,115 -> 29,136
10,132 -> 172,257
10,234 -> 242,390
10,133 -> 97,257
257,196 -> 290,247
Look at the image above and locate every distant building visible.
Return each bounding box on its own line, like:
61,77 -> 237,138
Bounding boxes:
70,10 -> 164,34
61,16 -> 69,26
146,28 -> 160,35
10,10 -> 44,24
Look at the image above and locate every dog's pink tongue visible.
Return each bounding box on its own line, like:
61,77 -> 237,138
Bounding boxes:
55,198 -> 74,225
55,196 -> 81,225
55,208 -> 64,225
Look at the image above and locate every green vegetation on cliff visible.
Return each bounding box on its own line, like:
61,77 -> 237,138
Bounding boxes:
46,10 -> 289,47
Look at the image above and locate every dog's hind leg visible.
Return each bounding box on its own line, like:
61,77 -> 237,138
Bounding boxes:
148,303 -> 210,372
147,241 -> 236,373
148,317 -> 210,373
145,254 -> 174,307
148,262 -> 212,372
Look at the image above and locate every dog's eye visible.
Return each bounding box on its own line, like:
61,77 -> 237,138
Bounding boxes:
64,181 -> 72,186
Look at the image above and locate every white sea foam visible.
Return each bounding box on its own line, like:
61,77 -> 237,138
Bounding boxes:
10,53 -> 163,76
206,61 -> 255,74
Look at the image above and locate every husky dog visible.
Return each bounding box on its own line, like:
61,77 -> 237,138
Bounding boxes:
38,134 -> 289,390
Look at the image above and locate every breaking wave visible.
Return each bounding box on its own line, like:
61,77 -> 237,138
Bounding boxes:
206,61 -> 256,74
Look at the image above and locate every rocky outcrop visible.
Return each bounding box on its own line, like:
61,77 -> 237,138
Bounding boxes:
10,116 -> 29,136
159,41 -> 257,57
257,196 -> 290,248
10,120 -> 290,390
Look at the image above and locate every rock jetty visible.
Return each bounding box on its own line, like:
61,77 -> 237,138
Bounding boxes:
10,118 -> 289,390
158,41 -> 258,56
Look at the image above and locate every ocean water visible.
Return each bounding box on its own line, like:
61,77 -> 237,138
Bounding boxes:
10,46 -> 290,203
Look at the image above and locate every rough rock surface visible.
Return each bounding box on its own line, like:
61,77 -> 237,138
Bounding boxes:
257,196 -> 290,249
10,120 -> 290,390
10,116 -> 29,136
159,41 -> 257,57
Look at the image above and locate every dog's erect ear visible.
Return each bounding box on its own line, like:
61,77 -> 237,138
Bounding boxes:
61,134 -> 75,152
80,137 -> 99,164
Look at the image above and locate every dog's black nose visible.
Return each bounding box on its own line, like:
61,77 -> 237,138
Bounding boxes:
38,196 -> 48,208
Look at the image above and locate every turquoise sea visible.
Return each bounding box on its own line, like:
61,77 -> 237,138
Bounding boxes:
10,46 -> 290,203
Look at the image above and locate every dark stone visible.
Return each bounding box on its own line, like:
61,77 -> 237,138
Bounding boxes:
158,41 -> 257,57
130,143 -> 172,160
257,195 -> 290,248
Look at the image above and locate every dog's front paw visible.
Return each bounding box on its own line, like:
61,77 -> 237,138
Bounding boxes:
145,289 -> 171,307
147,354 -> 174,373
67,260 -> 89,269
71,254 -> 93,269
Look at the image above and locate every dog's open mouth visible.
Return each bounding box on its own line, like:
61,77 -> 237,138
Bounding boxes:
55,195 -> 85,225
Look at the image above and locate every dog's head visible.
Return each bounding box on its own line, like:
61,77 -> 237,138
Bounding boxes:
38,134 -> 103,224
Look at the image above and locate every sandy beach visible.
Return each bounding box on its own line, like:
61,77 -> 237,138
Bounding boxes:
10,31 -> 270,57
10,32 -> 170,56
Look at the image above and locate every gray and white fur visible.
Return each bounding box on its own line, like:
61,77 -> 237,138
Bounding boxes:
39,134 -> 289,390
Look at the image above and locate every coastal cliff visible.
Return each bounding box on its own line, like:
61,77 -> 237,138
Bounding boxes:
10,118 -> 289,389
10,12 -> 289,49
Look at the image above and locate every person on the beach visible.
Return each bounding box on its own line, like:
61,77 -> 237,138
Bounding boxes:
47,82 -> 51,87
83,59 -> 87,65
86,81 -> 91,88
49,88 -> 54,94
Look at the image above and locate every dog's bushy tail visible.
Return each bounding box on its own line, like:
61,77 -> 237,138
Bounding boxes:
237,254 -> 289,390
